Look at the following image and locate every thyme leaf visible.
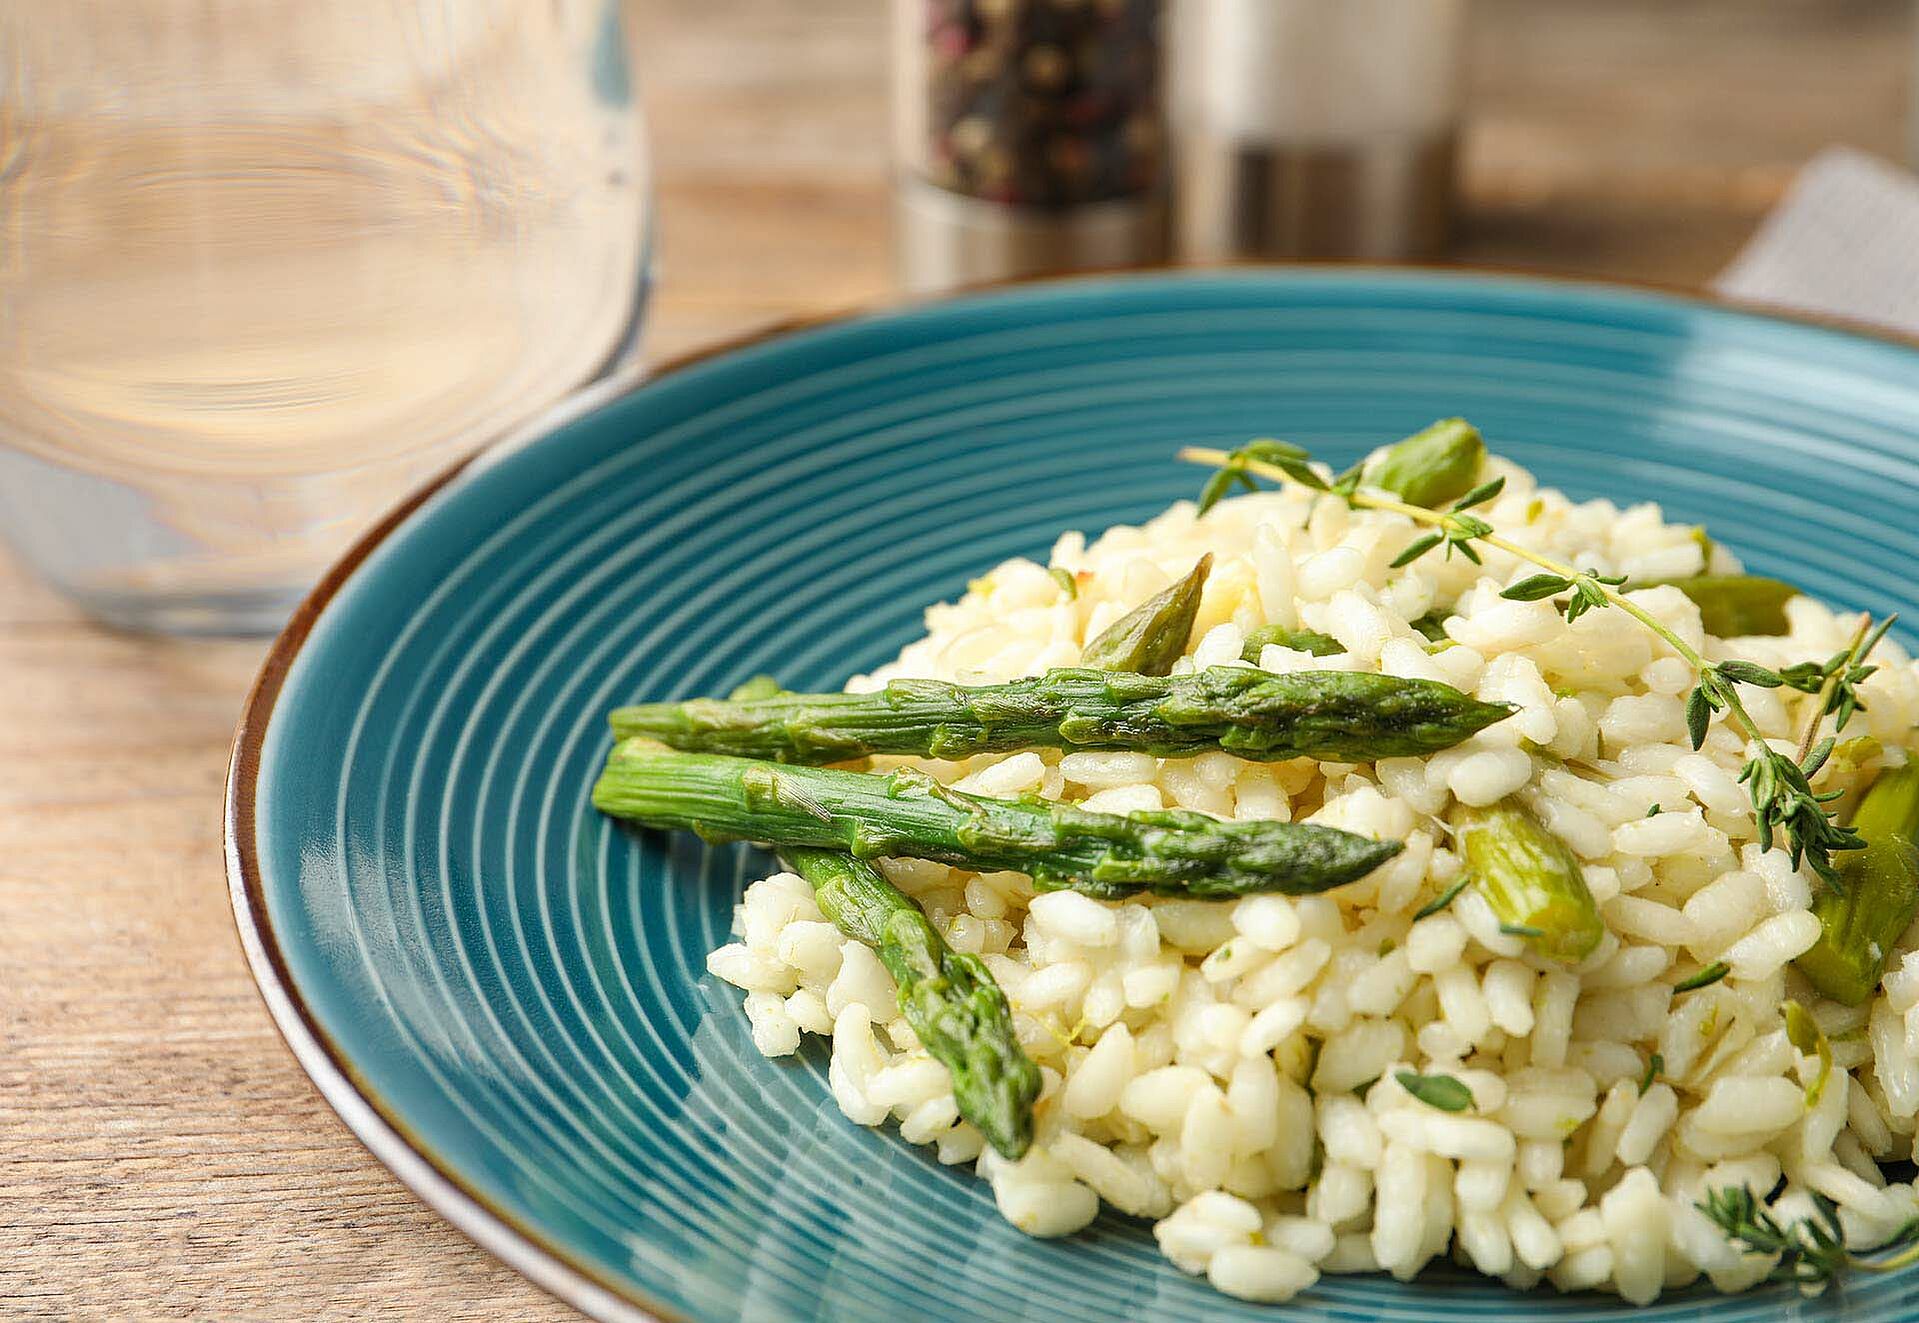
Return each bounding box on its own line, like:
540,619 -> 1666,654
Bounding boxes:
1395,1069 -> 1474,1112
1413,874 -> 1472,921
1674,961 -> 1729,992
1697,1184 -> 1919,1289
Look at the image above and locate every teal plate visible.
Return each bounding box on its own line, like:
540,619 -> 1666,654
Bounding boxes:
227,269 -> 1919,1322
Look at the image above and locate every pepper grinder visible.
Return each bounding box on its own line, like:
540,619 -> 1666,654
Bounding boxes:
893,0 -> 1169,293
1908,0 -> 1919,171
1170,0 -> 1467,261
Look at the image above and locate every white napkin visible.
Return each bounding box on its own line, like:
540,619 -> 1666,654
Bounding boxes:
1715,146 -> 1919,338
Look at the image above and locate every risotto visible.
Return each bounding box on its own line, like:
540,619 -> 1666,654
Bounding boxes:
696,443 -> 1919,1304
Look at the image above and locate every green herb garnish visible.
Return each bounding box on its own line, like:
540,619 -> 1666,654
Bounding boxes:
1697,1185 -> 1919,1289
1782,1000 -> 1833,1109
1240,623 -> 1344,661
1502,568 -> 1630,624
1638,1052 -> 1664,1094
727,675 -> 785,701
1413,874 -> 1472,920
1182,433 -> 1897,892
1409,610 -> 1452,644
1674,961 -> 1730,992
1783,614 -> 1895,762
1395,1069 -> 1474,1112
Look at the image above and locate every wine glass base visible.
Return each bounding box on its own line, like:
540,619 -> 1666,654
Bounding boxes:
54,582 -> 306,638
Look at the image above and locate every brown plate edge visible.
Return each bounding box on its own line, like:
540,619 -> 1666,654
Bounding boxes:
222,367 -> 689,1323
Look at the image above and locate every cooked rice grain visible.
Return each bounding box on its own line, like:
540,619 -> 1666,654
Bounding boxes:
708,457 -> 1919,1304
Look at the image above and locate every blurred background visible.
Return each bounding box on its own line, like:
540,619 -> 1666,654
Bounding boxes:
3,0 -> 1915,635
637,0 -> 1914,355
3,1 -> 1917,1316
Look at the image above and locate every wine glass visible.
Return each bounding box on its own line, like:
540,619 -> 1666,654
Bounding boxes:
0,0 -> 652,633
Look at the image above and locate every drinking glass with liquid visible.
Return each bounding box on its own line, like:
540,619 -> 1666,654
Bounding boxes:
0,1 -> 651,633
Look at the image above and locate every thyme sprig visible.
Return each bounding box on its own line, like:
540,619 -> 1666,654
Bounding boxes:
1786,613 -> 1897,762
1696,1184 -> 1919,1290
1741,736 -> 1862,889
1502,567 -> 1628,624
1386,478 -> 1502,567
1181,439 -> 1897,890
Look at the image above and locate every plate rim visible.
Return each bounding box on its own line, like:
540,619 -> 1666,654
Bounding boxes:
221,262 -> 1919,1323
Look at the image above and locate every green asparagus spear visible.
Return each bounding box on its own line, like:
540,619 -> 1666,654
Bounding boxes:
785,847 -> 1040,1158
1648,574 -> 1801,637
611,667 -> 1512,766
594,742 -> 1402,899
1455,799 -> 1605,963
1795,765 -> 1919,1005
1078,554 -> 1212,675
772,550 -> 1201,1155
728,675 -> 785,701
1240,623 -> 1344,661
1365,418 -> 1487,508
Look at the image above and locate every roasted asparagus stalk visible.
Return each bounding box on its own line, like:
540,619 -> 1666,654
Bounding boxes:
1362,418 -> 1487,508
1078,554 -> 1211,675
786,848 -> 1040,1158
594,742 -> 1402,900
1455,798 -> 1605,963
1795,765 -> 1919,1005
610,667 -> 1513,765
1653,574 -> 1801,638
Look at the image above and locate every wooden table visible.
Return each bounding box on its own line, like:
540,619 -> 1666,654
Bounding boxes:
4,1 -> 1910,1317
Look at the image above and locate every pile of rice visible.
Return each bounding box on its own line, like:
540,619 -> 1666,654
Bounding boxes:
706,450 -> 1919,1304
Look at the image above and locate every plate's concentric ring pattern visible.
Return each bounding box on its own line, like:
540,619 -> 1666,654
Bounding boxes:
230,270 -> 1919,1322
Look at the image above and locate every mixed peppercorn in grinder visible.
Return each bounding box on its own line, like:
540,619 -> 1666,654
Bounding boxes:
893,0 -> 1168,291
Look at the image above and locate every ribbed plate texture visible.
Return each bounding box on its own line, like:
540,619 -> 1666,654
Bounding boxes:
248,271 -> 1919,1322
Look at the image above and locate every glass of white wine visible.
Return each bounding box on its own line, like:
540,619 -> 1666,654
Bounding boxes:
0,0 -> 651,633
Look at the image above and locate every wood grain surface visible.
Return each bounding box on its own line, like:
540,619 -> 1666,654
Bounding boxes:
2,1 -> 1910,1318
